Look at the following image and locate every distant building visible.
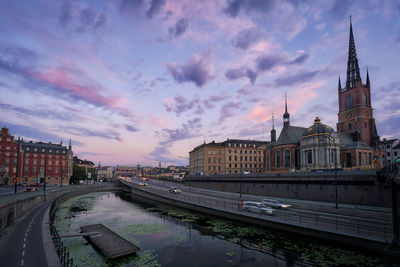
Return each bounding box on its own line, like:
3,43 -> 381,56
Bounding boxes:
96,166 -> 114,181
73,156 -> 95,174
114,165 -> 136,178
0,127 -> 73,185
381,139 -> 400,165
189,139 -> 267,175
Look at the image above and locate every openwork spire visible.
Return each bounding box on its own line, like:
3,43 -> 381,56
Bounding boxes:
283,93 -> 290,127
346,16 -> 361,90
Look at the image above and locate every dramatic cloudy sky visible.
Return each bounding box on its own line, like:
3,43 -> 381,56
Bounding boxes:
1,0 -> 399,166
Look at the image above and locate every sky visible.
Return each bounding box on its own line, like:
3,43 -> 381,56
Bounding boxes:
1,0 -> 400,167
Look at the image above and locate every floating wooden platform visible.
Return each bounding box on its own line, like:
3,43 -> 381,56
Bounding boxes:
80,224 -> 140,259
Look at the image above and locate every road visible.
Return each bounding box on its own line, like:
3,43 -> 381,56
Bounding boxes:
0,200 -> 52,267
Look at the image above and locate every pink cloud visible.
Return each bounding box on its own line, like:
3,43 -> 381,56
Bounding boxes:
246,81 -> 325,122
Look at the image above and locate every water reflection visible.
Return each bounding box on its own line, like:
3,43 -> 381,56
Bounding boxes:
54,192 -> 388,267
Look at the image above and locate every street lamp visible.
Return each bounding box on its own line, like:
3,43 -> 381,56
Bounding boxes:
329,132 -> 338,209
239,151 -> 242,198
60,168 -> 63,187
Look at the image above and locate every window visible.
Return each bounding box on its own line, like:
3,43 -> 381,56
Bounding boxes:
387,145 -> 390,149
254,156 -> 256,161
359,152 -> 362,166
387,152 -> 391,157
395,151 -> 398,156
369,153 -> 372,165
33,159 -> 37,165
349,123 -> 352,130
284,150 -> 290,167
362,92 -> 367,106
346,95 -> 353,110
229,156 -> 232,161
5,158 -> 9,164
307,150 -> 312,164
24,167 -> 29,173
25,159 -> 29,165
26,147 -> 30,151
276,151 -> 281,168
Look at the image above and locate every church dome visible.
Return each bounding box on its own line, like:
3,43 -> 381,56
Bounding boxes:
302,117 -> 334,138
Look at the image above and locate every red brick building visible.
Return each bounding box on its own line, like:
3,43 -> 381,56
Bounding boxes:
0,127 -> 73,185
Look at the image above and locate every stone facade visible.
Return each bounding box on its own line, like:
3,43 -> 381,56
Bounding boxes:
189,140 -> 267,175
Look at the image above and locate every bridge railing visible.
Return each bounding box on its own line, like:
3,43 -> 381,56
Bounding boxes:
121,179 -> 392,242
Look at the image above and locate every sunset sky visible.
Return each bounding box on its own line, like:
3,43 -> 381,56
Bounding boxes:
1,0 -> 399,166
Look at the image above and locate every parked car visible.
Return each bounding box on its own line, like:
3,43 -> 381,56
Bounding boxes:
24,187 -> 35,192
241,201 -> 275,215
139,182 -> 147,186
261,198 -> 291,209
169,186 -> 182,193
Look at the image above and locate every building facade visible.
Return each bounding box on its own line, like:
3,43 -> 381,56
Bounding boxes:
189,139 -> 267,175
0,127 -> 73,185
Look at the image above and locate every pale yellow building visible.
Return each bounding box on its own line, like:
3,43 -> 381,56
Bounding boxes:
189,139 -> 268,175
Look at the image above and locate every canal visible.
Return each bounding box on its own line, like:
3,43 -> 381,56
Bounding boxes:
53,191 -> 391,267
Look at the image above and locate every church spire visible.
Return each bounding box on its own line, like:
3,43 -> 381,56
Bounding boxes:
271,113 -> 276,142
283,93 -> 290,127
338,75 -> 342,91
346,16 -> 361,90
68,139 -> 72,150
366,67 -> 370,86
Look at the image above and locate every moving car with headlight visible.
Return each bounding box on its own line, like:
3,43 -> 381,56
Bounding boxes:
261,198 -> 291,209
241,201 -> 275,215
24,187 -> 35,192
169,186 -> 181,193
139,182 -> 147,186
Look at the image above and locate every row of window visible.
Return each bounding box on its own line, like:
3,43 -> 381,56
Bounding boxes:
24,159 -> 65,166
228,156 -> 263,162
228,163 -> 262,169
0,137 -> 12,142
23,166 -> 65,173
227,150 -> 262,154
227,143 -> 257,148
25,153 -> 65,159
24,147 -> 67,154
208,157 -> 222,164
345,92 -> 367,110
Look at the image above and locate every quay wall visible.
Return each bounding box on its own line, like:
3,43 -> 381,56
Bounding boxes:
184,172 -> 391,207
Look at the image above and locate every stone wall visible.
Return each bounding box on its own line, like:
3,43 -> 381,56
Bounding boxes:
185,172 -> 391,207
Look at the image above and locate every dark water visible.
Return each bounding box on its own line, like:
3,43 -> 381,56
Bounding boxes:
53,192 -> 392,267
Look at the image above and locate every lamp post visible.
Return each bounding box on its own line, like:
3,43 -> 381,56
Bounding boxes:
239,151 -> 242,198
329,132 -> 338,209
14,137 -> 21,194
60,167 -> 64,187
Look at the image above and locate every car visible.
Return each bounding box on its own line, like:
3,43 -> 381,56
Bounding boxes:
241,201 -> 275,215
169,186 -> 181,193
24,187 -> 35,192
261,198 -> 291,209
139,182 -> 147,186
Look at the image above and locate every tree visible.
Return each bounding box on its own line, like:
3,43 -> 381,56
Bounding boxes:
69,163 -> 87,184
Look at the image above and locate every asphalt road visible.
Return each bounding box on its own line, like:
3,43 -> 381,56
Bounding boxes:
0,200 -> 52,267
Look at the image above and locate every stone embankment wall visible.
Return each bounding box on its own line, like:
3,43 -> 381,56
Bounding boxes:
185,172 -> 391,207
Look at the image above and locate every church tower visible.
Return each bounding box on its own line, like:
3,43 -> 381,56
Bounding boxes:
337,18 -> 379,146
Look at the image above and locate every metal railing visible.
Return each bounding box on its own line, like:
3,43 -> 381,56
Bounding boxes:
0,184 -> 113,205
50,221 -> 76,267
121,179 -> 392,242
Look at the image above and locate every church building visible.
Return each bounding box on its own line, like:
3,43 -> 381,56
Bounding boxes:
266,19 -> 378,172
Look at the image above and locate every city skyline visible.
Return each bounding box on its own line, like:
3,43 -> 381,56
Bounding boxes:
1,0 -> 399,166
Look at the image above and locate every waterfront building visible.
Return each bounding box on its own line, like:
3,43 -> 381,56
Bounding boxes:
0,127 -> 73,185
189,139 -> 267,175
